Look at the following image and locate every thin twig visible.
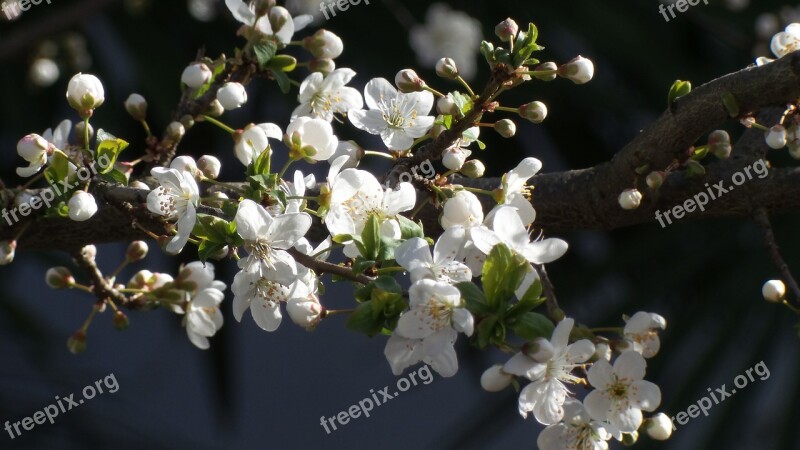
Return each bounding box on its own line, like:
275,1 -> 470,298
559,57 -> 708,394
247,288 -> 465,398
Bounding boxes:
534,264 -> 561,322
287,248 -> 374,285
72,246 -> 145,309
754,208 -> 800,299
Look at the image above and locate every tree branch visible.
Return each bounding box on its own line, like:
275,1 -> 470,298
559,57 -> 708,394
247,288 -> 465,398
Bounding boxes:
753,208 -> 800,300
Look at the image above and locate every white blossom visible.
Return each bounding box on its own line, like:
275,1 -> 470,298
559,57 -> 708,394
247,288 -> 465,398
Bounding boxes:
623,312 -> 666,358
292,68 -> 363,122
537,399 -> 615,450
146,167 -> 200,254
394,228 -> 472,284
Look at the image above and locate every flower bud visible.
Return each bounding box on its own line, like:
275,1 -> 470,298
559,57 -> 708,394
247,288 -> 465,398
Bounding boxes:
480,364 -> 513,392
618,189 -> 642,210
442,147 -> 469,171
437,96 -> 458,116
81,245 -> 97,261
181,63 -> 212,89
124,93 -> 148,121
645,413 -> 673,441
461,160 -> 485,178
558,56 -> 594,84
66,73 -> 105,113
0,240 -> 16,266
308,58 -> 336,75
67,330 -> 87,354
206,99 -> 225,117
303,29 -> 343,59
74,121 -> 94,148
765,125 -> 787,149
435,57 -> 459,79
113,311 -> 130,331
762,279 -> 785,303
167,121 -> 186,142
494,18 -> 519,42
707,130 -> 731,159
621,431 -> 638,446
130,180 -> 150,190
216,82 -> 248,110
269,6 -> 291,35
254,0 -> 275,17
646,172 -> 664,189
46,266 -> 75,289
494,119 -> 517,138
180,114 -> 195,131
17,134 -> 51,160
126,241 -> 149,262
68,191 -> 98,222
287,298 -> 322,329
197,155 -> 221,179
527,337 -> 554,362
395,69 -> 425,93
533,62 -> 558,81
616,339 -> 635,353
209,245 -> 230,261
171,155 -> 197,177
519,101 -> 547,123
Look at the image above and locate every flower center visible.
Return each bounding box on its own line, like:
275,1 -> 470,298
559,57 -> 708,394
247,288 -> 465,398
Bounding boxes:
379,97 -> 417,129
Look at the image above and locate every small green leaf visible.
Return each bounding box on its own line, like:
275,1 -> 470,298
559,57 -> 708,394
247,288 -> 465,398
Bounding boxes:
95,132 -> 129,174
506,279 -> 545,319
272,70 -> 291,94
721,91 -> 740,118
667,80 -> 692,107
691,145 -> 709,161
266,54 -> 297,72
253,41 -> 278,69
482,243 -> 530,310
456,281 -> 493,316
101,168 -> 129,186
347,302 -> 383,336
475,315 -> 499,349
193,62 -> 226,99
197,240 -> 226,262
451,91 -> 473,115
252,145 -> 272,176
361,214 -> 381,261
510,312 -> 554,341
397,215 -> 424,239
44,152 -> 71,193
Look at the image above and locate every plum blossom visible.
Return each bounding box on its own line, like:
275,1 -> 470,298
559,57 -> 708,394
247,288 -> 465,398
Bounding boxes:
623,312 -> 666,358
384,279 -> 473,377
394,228 -> 472,284
16,134 -> 52,178
146,167 -> 200,254
584,351 -> 662,433
495,157 -> 541,226
180,262 -> 227,349
537,399 -> 615,450
234,122 -> 282,166
471,206 -> 568,265
225,0 -> 312,45
770,23 -> 800,58
292,68 -> 363,122
348,78 -> 435,150
503,318 -> 595,425
285,116 -> 338,162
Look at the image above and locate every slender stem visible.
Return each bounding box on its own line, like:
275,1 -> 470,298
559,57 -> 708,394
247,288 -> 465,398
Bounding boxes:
201,115 -> 236,134
322,308 -> 355,317
278,159 -> 294,179
750,122 -> 770,132
782,299 -> 800,315
12,221 -> 31,241
140,119 -> 152,138
521,69 -> 557,77
71,283 -> 95,293
754,208 -> 800,300
463,186 -> 496,197
376,266 -> 406,275
457,75 -> 476,98
20,173 -> 44,190
286,196 -> 318,201
534,264 -> 561,323
80,306 -> 99,332
494,106 -> 520,113
410,135 -> 430,150
287,78 -> 301,87
109,259 -> 129,279
83,118 -> 90,153
364,150 -> 396,160
423,85 -> 445,97
311,243 -> 342,259
409,198 -> 430,219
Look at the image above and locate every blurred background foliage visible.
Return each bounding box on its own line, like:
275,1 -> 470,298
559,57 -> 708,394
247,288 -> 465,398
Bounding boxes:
1,0 -> 799,449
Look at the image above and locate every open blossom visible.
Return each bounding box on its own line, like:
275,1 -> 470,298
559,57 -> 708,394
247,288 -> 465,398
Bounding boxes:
384,279 -> 473,377
16,134 -> 52,178
537,399 -> 615,450
181,262 -> 227,350
394,228 -> 472,284
146,167 -> 200,254
409,3 -> 482,79
472,206 -> 568,265
281,170 -> 316,214
503,318 -> 595,425
234,122 -> 282,166
770,23 -> 800,58
440,190 -> 487,275
496,157 -> 540,225
225,0 -> 312,45
292,68 -> 363,122
623,312 -> 666,358
348,77 -> 435,150
584,351 -> 662,433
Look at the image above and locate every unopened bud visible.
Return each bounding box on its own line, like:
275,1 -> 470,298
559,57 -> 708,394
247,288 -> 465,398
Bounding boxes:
621,431 -> 638,446
126,241 -> 149,262
45,267 -> 74,289
480,364 -> 513,392
124,93 -> 147,121
708,130 -> 731,160
762,279 -> 786,303
645,413 -> 673,441
269,6 -> 291,34
594,342 -> 611,361
206,99 -> 225,117
180,114 -> 195,131
81,245 -> 97,261
618,189 -> 643,210
645,172 -> 664,189
210,245 -> 230,261
309,58 -> 336,75
558,55 -> 594,84
198,155 -> 221,179
519,101 -> 547,123
67,330 -> 87,354
395,69 -> 425,93
437,96 -> 459,116
303,29 -> 343,59
435,57 -> 459,79
181,63 -> 212,89
533,62 -> 558,81
494,119 -> 516,138
429,123 -> 446,139
461,160 -> 485,178
0,240 -> 16,265
216,82 -> 248,111
113,311 -> 130,331
167,121 -> 186,142
766,125 -> 787,149
527,337 -> 554,362
442,147 -> 469,171
494,18 -> 519,42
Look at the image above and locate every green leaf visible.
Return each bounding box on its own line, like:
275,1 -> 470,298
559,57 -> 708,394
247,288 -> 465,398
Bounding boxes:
253,41 -> 278,69
510,312 -> 554,341
346,302 -> 383,336
691,145 -> 709,161
506,279 -> 545,319
397,215 -> 424,239
451,91 -> 473,115
44,152 -> 71,193
252,145 -> 272,176
513,23 -> 543,67
361,214 -> 381,260
95,132 -> 129,174
476,139 -> 486,150
197,240 -> 226,263
475,315 -> 498,349
272,70 -> 291,94
667,80 -> 692,107
101,168 -> 129,186
481,243 -> 530,310
266,54 -> 297,72
721,91 -> 740,118
192,214 -> 231,243
456,281 -> 493,316
193,62 -> 226,99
